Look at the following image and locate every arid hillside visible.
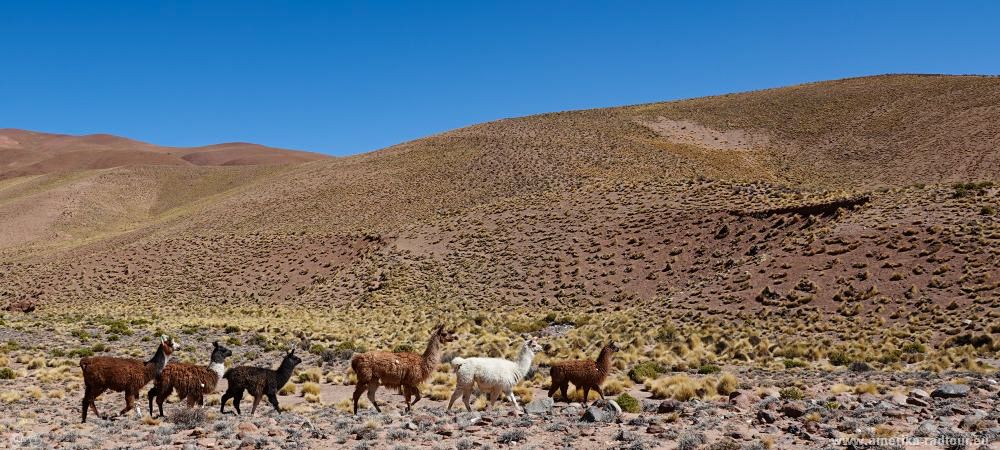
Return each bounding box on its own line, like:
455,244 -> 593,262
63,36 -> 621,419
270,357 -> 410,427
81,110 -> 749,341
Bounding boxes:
0,75 -> 997,354
0,128 -> 328,180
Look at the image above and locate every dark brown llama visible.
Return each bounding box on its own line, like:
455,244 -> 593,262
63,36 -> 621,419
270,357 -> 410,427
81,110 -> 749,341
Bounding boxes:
220,349 -> 302,415
79,335 -> 176,422
148,341 -> 232,417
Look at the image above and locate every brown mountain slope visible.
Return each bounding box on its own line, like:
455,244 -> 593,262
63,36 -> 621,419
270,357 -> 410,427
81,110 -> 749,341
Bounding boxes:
0,128 -> 329,179
0,76 -> 997,350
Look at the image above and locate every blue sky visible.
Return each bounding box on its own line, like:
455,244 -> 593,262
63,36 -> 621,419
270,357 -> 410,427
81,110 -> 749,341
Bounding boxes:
2,1 -> 998,155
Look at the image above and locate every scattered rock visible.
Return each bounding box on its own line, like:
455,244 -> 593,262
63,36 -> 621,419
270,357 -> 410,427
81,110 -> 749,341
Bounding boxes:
932,384 -> 971,398
646,424 -> 666,434
657,399 -> 680,414
524,396 -> 553,415
580,399 -> 621,423
781,401 -> 806,418
907,396 -> 930,407
756,410 -> 777,424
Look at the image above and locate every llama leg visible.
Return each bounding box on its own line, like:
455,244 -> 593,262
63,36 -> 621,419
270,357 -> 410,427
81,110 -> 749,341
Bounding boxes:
220,390 -> 232,414
547,382 -> 558,398
410,386 -> 422,409
147,386 -> 158,417
352,384 -> 365,415
507,390 -> 521,414
82,386 -> 96,423
559,383 -> 569,401
447,385 -> 463,411
402,386 -> 412,412
461,386 -> 473,412
232,390 -> 245,415
119,392 -> 138,418
267,392 -> 281,413
593,385 -> 605,400
582,387 -> 591,405
250,394 -> 263,416
366,382 -> 381,413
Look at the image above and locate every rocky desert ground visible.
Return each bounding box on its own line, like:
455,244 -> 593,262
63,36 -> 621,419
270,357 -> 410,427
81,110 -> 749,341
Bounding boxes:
1,75 -> 999,449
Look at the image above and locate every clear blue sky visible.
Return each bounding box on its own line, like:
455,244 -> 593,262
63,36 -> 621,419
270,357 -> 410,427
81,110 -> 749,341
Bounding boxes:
2,1 -> 997,155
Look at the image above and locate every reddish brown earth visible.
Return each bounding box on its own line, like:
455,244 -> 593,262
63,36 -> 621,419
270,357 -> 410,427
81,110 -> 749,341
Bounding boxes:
0,74 -> 998,449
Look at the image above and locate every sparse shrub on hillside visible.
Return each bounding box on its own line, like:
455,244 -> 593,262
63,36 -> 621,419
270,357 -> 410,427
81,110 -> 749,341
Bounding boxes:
779,387 -> 804,400
828,351 -> 851,366
0,367 -> 15,380
697,364 -> 720,374
616,393 -> 640,413
628,361 -> 665,383
783,359 -> 807,369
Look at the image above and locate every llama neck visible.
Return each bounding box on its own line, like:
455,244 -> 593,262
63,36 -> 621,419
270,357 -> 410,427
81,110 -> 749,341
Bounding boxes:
145,345 -> 170,380
208,362 -> 226,380
596,347 -> 614,374
515,344 -> 534,376
420,335 -> 442,373
275,359 -> 296,386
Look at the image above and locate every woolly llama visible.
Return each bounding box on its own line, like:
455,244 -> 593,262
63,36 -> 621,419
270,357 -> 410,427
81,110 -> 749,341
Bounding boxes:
548,342 -> 619,404
351,324 -> 457,414
220,349 -> 302,415
447,335 -> 542,413
79,335 -> 176,422
148,341 -> 232,417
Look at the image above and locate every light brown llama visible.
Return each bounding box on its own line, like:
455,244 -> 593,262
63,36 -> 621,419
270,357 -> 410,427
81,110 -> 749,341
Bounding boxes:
350,324 -> 456,414
148,341 -> 232,417
79,335 -> 176,422
547,342 -> 619,404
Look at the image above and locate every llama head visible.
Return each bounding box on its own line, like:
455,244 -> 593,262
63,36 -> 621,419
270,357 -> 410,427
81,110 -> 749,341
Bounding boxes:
433,324 -> 458,343
521,334 -> 543,353
159,335 -> 176,356
607,342 -> 621,353
211,341 -> 233,364
283,348 -> 303,368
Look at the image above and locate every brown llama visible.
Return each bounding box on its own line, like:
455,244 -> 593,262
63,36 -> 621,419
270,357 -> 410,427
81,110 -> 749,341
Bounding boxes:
351,324 -> 457,414
547,342 -> 620,404
148,341 -> 232,417
79,335 -> 176,422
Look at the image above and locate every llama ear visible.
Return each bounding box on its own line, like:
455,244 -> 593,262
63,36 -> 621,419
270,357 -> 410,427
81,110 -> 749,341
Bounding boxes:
213,341 -> 219,348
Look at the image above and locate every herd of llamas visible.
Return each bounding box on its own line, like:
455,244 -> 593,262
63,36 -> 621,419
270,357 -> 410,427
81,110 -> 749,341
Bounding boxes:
77,325 -> 620,423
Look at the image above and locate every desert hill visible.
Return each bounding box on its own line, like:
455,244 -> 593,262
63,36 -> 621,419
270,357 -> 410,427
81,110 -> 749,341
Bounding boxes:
0,75 -> 997,360
0,128 -> 328,180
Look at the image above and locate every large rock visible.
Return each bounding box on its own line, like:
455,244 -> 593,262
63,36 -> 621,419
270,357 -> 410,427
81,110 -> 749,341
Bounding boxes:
781,402 -> 806,418
756,410 -> 778,424
728,391 -> 754,409
580,399 -> 621,423
524,397 -> 553,415
657,399 -> 681,414
931,384 -> 970,398
906,396 -> 930,408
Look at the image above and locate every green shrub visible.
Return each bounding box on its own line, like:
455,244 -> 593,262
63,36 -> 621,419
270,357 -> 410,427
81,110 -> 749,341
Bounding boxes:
224,324 -> 241,333
628,361 -> 665,383
0,367 -> 15,380
828,351 -> 851,366
309,344 -> 326,355
616,393 -> 640,413
68,347 -> 95,358
392,343 -> 415,353
783,359 -> 808,369
779,387 -> 804,400
697,364 -> 721,374
105,320 -> 133,336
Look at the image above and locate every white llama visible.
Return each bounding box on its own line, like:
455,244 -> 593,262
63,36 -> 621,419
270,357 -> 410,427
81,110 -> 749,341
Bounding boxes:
447,336 -> 542,413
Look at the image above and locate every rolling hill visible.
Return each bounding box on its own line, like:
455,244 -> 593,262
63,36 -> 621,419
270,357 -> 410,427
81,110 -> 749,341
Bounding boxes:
0,128 -> 328,180
0,75 -> 997,356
